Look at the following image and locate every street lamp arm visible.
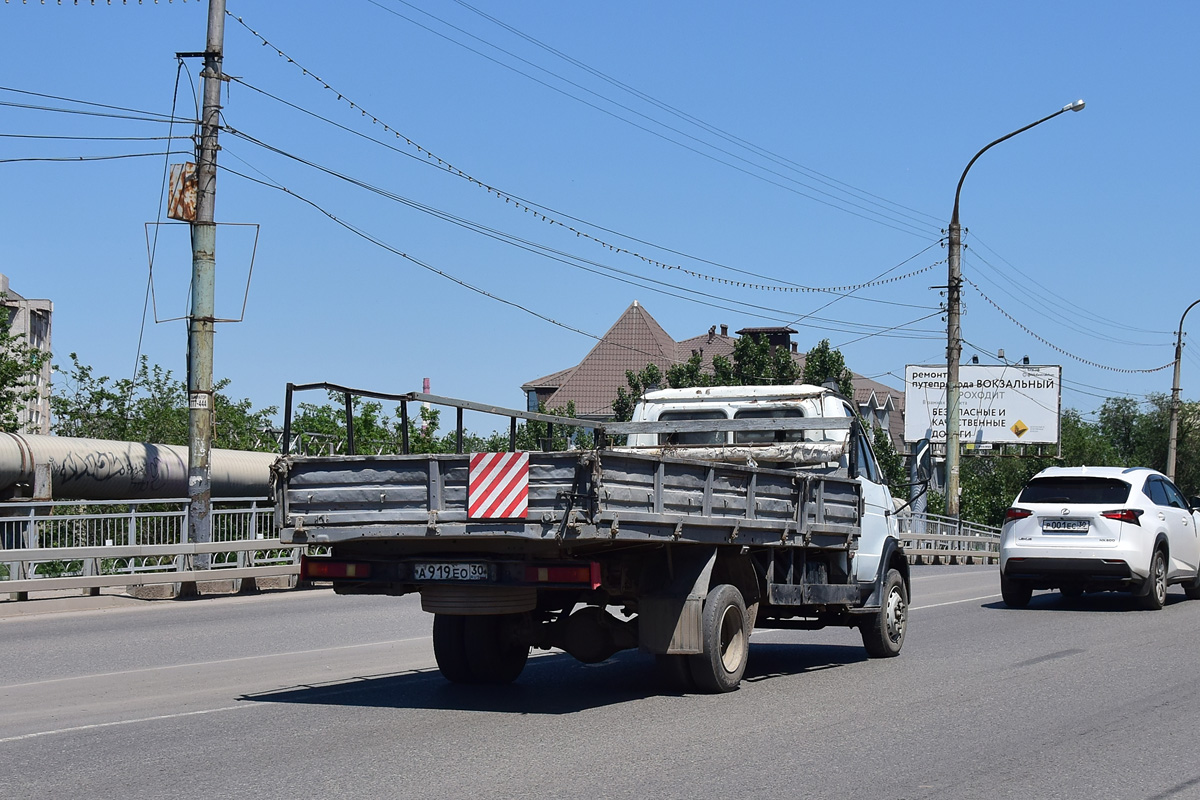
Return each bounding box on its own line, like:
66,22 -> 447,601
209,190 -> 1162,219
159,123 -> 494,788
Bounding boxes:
951,103 -> 1084,225
1177,299 -> 1200,343
1167,297 -> 1200,480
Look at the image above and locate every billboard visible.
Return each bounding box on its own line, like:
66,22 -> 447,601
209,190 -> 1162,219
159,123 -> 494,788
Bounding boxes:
904,365 -> 1061,445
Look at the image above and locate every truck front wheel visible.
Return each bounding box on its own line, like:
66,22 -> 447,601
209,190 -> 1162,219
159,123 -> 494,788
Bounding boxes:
689,584 -> 750,693
432,613 -> 529,684
860,568 -> 907,658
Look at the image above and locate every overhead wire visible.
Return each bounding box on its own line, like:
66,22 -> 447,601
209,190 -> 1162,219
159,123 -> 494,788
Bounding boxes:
225,11 -> 936,243
961,275 -> 1173,374
0,98 -> 195,125
365,0 -> 941,237
967,231 -> 1172,337
221,125 -> 944,336
132,58 -> 190,400
959,339 -> 1146,404
0,152 -> 178,164
227,73 -> 942,303
964,249 -> 1168,346
0,86 -> 186,121
0,133 -> 190,142
790,243 -> 944,329
215,162 -> 683,366
448,0 -> 943,229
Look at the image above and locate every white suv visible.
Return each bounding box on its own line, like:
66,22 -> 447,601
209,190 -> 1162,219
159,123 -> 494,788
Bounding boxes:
999,466 -> 1200,609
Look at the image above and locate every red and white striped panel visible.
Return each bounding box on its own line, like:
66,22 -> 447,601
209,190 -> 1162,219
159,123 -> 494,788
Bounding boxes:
468,452 -> 529,519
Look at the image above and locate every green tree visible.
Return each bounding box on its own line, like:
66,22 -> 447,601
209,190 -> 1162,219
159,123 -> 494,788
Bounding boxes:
872,424 -> 907,494
959,456 -> 1052,527
0,295 -> 45,432
802,338 -> 854,397
612,363 -> 664,422
665,352 -> 711,391
613,334 -> 813,418
289,393 -> 399,454
1059,408 -> 1118,466
51,353 -> 276,451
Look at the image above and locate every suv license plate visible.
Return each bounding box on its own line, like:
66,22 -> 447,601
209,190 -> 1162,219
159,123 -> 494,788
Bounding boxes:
1042,519 -> 1089,533
412,562 -> 489,581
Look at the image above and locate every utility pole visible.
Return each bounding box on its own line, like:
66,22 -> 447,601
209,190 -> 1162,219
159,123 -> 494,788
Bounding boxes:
1167,298 -> 1200,481
182,0 -> 226,594
944,100 -> 1085,520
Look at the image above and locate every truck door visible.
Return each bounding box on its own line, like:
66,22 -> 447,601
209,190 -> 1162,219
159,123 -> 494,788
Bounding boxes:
846,408 -> 897,583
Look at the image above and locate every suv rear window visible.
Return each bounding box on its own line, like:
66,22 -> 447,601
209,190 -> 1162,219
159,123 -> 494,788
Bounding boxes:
1017,477 -> 1131,505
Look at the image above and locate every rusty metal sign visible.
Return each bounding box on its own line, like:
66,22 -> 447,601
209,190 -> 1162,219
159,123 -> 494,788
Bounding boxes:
167,162 -> 197,221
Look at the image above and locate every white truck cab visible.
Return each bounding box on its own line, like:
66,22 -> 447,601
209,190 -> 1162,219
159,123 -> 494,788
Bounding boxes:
624,384 -> 901,583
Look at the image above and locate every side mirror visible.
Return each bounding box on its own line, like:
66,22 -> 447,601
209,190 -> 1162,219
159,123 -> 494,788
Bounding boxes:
1191,496 -> 1200,511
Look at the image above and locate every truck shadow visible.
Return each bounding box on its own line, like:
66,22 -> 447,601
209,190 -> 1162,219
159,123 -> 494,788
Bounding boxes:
240,642 -> 865,714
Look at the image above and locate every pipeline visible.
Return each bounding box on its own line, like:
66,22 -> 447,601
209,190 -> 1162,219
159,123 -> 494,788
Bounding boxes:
0,433 -> 276,500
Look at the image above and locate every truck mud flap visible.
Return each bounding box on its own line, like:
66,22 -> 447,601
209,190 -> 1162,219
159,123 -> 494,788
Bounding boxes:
638,547 -> 716,656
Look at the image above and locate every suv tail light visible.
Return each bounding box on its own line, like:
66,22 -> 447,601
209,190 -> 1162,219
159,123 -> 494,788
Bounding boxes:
1004,508 -> 1033,523
1101,508 -> 1143,525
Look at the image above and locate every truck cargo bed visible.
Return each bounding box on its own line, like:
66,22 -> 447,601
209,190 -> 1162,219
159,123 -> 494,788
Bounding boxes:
275,449 -> 861,551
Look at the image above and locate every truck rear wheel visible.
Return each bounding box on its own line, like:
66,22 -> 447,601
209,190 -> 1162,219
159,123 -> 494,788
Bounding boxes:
860,568 -> 907,658
432,613 -> 529,684
432,614 -> 474,683
689,584 -> 750,693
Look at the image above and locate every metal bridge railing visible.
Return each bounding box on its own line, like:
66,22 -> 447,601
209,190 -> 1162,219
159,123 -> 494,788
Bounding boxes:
1,500 -> 1003,600
0,497 -> 302,598
898,512 -> 1001,563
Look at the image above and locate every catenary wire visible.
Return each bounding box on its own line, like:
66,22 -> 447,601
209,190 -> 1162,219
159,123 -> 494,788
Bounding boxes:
217,156 -> 943,354
967,231 -> 1172,336
964,250 -> 1168,346
962,275 -> 1173,373
448,0 -> 943,228
227,74 -> 941,299
365,0 -> 941,236
221,126 -> 945,336
0,86 -> 184,121
225,12 -> 936,240
132,59 -> 189,399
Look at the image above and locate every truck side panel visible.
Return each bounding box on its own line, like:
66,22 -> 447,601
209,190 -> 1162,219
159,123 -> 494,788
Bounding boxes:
278,450 -> 861,549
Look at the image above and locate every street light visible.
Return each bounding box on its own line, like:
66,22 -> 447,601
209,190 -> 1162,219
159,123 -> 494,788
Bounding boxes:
945,99 -> 1085,519
1166,298 -> 1200,481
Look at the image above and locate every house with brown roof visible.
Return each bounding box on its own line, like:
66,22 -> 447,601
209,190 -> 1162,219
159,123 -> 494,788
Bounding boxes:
522,301 -> 906,447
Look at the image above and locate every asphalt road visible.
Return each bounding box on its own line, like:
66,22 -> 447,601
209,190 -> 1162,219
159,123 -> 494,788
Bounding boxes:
3,567 -> 1199,800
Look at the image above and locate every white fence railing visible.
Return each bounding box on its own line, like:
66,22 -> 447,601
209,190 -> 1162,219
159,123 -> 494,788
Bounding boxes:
1,497 -> 303,597
897,512 -> 1001,563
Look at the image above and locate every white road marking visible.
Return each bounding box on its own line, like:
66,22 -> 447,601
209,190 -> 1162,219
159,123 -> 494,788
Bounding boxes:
912,593 -> 1000,610
0,705 -> 252,744
0,636 -> 432,690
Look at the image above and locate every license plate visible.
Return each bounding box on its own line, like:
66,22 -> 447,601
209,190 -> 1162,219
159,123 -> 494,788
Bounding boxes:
1042,519 -> 1089,533
411,562 -> 489,581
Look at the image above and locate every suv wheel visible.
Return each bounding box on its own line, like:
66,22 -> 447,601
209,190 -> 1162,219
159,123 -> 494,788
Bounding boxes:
1001,572 -> 1032,608
1136,549 -> 1168,611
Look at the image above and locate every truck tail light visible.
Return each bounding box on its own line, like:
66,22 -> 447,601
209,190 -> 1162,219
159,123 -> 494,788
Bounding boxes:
302,555 -> 372,579
1005,508 -> 1033,523
524,562 -> 601,589
1101,509 -> 1143,525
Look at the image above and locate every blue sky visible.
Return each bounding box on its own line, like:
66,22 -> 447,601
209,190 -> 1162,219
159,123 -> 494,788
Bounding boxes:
2,1 -> 1197,428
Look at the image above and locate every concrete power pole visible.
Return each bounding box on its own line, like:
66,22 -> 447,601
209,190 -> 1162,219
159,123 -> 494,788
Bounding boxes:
943,100 -> 1085,521
183,0 -> 226,593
